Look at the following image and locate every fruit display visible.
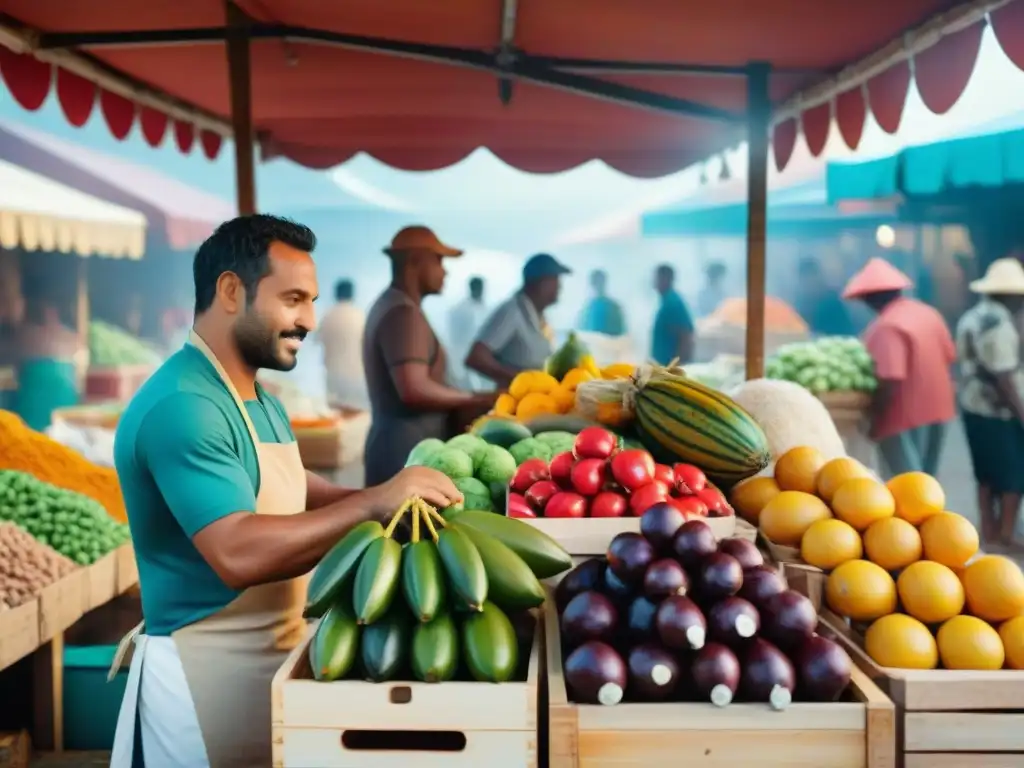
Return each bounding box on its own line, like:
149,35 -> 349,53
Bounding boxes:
555,507 -> 854,708
0,470 -> 131,565
575,368 -> 771,485
545,332 -> 595,381
0,521 -> 77,608
764,337 -> 876,396
88,320 -> 163,367
304,497 -> 572,684
507,425 -> 736,523
406,434 -> 518,512
739,447 -> 1024,671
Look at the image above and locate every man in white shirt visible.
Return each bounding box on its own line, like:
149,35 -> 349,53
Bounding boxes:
447,276 -> 490,389
317,279 -> 368,410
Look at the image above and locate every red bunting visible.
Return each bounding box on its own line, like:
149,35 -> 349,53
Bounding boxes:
772,118 -> 797,172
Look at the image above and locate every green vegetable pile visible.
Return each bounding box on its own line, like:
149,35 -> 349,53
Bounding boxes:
0,470 -> 131,565
89,320 -> 163,367
765,336 -> 876,395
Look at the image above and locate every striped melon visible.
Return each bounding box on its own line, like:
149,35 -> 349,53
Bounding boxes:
633,374 -> 770,485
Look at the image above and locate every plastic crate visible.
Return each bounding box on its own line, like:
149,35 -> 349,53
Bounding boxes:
63,645 -> 129,751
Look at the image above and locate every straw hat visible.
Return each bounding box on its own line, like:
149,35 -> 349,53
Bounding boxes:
383,225 -> 463,258
841,257 -> 912,300
970,258 -> 1024,295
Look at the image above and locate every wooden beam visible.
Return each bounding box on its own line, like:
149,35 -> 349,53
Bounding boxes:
744,62 -> 771,381
225,2 -> 256,215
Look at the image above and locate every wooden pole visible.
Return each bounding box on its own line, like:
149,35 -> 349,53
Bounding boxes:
225,2 -> 256,215
744,62 -> 770,380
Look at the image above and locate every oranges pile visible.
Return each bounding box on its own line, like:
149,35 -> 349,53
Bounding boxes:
730,445 -> 1024,671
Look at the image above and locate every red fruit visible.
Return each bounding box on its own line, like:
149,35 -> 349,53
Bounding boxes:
507,492 -> 535,518
672,495 -> 709,518
549,451 -> 576,489
674,463 -> 708,494
628,481 -> 670,517
571,458 -> 608,497
545,491 -> 588,519
591,491 -> 628,518
574,426 -> 618,460
510,458 -> 550,494
610,449 -> 656,492
697,486 -> 734,518
654,464 -> 675,488
524,480 -> 561,512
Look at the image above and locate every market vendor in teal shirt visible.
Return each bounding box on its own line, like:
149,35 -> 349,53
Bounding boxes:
109,214 -> 461,768
651,263 -> 695,365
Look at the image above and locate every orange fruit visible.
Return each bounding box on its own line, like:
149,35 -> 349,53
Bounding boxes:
998,616 -> 1024,670
560,368 -> 594,391
816,457 -> 871,503
919,512 -> 979,568
774,446 -> 826,494
826,560 -> 897,621
515,392 -> 558,420
897,561 -> 965,624
758,491 -> 832,547
494,393 -> 518,417
963,555 -> 1024,622
887,472 -> 945,525
863,517 -> 922,571
550,386 -> 577,414
865,614 -> 938,669
831,477 -> 896,531
801,518 -> 863,570
729,477 -> 781,524
937,615 -> 1005,670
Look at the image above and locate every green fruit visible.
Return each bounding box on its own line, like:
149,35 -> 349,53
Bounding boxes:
401,540 -> 446,622
360,602 -> 412,682
406,438 -> 445,467
508,438 -> 553,466
461,602 -> 519,683
422,447 -> 474,479
471,419 -> 533,449
446,434 -> 488,468
436,526 -> 488,611
411,613 -> 458,683
305,521 -> 385,618
453,523 -> 545,611
452,476 -> 495,511
522,413 -> 603,434
474,445 -> 518,486
544,331 -> 589,381
308,600 -> 360,682
352,536 -> 403,625
452,510 -> 572,579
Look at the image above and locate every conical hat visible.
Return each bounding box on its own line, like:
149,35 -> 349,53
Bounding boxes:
841,258 -> 912,299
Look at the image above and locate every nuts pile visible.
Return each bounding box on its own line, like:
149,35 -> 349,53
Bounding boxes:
0,522 -> 77,608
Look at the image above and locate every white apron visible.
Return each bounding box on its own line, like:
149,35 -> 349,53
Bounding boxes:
109,331 -> 309,768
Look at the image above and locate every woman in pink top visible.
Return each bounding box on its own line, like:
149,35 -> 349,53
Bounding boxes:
842,258 -> 957,478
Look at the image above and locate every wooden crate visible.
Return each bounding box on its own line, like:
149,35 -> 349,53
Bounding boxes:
0,600 -> 40,670
84,551 -> 119,611
271,618 -> 542,767
546,594 -> 895,768
295,411 -> 370,470
37,568 -> 89,642
822,612 -> 1024,767
115,544 -> 139,594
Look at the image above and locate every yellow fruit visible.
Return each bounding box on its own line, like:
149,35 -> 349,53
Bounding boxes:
515,392 -> 558,420
580,355 -> 602,378
508,370 -> 559,400
601,363 -> 636,380
550,386 -> 576,414
887,472 -> 945,525
865,614 -> 938,669
595,400 -> 629,427
963,555 -> 1024,622
774,446 -> 826,494
998,616 -> 1024,670
730,477 -> 781,525
759,491 -> 832,547
897,561 -> 965,624
801,518 -> 863,570
919,512 -> 979,568
937,615 -> 1005,670
831,477 -> 896,531
816,457 -> 871,503
826,560 -> 897,621
560,368 -> 594,391
863,517 -> 922,571
494,393 -> 518,417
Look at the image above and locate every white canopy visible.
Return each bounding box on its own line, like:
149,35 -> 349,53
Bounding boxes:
0,157 -> 147,259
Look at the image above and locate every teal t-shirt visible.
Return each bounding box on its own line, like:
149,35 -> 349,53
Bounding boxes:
113,344 -> 296,636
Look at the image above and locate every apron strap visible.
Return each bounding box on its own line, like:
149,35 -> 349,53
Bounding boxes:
108,620 -> 145,682
188,330 -> 260,445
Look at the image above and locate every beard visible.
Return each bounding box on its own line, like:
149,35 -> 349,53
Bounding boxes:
233,308 -> 305,372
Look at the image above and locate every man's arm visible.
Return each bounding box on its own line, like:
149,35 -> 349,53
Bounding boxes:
139,394 -> 461,591
465,304 -> 520,386
306,471 -> 357,508
673,298 -> 696,364
977,323 -> 1024,423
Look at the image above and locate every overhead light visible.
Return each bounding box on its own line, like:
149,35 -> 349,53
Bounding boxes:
876,224 -> 896,249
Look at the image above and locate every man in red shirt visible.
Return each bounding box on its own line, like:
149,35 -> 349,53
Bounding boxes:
842,258 -> 957,478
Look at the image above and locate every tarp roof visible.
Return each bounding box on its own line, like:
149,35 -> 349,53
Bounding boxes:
2,0 -> 1021,176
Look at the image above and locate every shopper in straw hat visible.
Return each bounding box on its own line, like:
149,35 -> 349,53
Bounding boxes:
955,257 -> 1024,549
842,257 -> 956,478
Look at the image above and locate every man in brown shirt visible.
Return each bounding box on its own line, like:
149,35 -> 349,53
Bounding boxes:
362,226 -> 497,486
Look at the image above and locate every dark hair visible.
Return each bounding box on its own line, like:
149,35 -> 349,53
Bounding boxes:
193,214 -> 316,314
469,276 -> 484,292
335,279 -> 354,301
656,264 -> 674,280
705,261 -> 726,280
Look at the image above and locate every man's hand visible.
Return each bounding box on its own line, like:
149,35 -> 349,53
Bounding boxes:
365,466 -> 463,521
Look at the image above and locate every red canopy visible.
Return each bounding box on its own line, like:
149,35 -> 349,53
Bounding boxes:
1,0 -> 1021,177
